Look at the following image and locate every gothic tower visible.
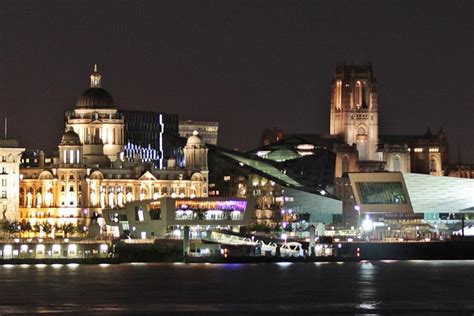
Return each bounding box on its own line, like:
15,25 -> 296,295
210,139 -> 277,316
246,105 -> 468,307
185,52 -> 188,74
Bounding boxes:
330,64 -> 379,161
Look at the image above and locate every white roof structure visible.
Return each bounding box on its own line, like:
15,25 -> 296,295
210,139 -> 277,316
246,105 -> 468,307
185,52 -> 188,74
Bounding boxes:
403,173 -> 474,213
349,172 -> 474,214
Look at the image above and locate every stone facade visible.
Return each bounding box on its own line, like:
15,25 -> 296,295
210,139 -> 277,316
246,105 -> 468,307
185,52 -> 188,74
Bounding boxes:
18,66 -> 209,230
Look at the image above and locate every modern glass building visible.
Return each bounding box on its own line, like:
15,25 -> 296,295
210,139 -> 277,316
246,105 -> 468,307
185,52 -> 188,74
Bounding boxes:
179,120 -> 219,145
208,145 -> 342,225
348,172 -> 474,219
102,196 -> 255,239
119,111 -> 181,168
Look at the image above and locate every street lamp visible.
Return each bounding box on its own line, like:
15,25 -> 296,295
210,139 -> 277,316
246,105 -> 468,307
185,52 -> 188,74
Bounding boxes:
361,215 -> 374,241
354,205 -> 361,226
362,215 -> 374,232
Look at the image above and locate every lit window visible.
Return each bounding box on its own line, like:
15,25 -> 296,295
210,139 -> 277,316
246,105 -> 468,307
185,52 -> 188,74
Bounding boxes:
135,207 -> 145,222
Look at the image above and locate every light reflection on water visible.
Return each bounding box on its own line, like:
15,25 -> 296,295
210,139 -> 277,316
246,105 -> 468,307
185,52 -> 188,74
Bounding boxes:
0,260 -> 472,314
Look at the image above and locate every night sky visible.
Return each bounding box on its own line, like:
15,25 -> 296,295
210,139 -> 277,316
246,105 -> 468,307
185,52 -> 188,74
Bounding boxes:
1,1 -> 472,161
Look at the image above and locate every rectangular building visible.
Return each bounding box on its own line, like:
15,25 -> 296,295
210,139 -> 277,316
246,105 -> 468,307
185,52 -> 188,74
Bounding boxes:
179,120 -> 219,145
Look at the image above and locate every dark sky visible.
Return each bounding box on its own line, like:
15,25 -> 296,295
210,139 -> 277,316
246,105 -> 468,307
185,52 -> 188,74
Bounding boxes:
1,1 -> 473,161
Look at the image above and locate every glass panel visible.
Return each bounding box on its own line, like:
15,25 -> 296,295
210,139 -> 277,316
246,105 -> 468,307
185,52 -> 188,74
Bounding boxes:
356,182 -> 408,204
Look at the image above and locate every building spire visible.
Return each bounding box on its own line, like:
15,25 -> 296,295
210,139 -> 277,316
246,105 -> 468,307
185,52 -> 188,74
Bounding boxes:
90,64 -> 102,88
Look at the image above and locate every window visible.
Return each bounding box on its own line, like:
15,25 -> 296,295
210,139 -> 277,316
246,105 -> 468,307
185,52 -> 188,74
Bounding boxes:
135,207 -> 145,222
430,158 -> 437,172
342,156 -> 349,174
335,80 -> 342,109
1,179 -> 6,186
356,182 -> 408,204
149,209 -> 161,220
1,190 -> 6,198
393,156 -> 401,172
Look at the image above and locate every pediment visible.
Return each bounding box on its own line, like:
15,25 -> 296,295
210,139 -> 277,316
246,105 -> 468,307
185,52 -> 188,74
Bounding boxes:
138,171 -> 157,181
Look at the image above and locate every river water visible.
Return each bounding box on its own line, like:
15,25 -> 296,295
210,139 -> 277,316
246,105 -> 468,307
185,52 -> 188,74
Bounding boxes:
0,260 -> 473,315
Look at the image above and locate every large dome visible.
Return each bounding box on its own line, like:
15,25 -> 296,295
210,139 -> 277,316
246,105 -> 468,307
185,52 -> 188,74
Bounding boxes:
75,87 -> 115,109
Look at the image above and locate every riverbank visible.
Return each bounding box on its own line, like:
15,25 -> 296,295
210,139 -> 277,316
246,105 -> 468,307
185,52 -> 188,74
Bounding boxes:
338,238 -> 474,260
2,238 -> 474,264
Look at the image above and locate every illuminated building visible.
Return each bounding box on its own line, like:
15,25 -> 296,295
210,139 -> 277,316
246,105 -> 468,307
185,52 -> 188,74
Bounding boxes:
179,120 -> 219,145
102,197 -> 255,239
19,66 -> 209,231
65,64 -> 125,164
329,64 -> 379,162
344,172 -> 474,225
0,139 -> 25,221
256,64 -> 448,178
119,110 -> 181,168
208,145 -> 342,225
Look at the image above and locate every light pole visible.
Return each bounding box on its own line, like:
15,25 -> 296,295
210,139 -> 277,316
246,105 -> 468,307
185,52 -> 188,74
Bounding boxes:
361,215 -> 374,241
354,205 -> 361,227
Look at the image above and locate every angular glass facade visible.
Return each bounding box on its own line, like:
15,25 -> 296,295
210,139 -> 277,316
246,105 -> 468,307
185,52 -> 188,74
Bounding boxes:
119,111 -> 180,167
356,182 -> 408,204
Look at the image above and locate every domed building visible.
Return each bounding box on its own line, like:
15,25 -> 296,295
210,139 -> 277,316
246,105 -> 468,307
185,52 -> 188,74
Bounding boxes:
66,65 -> 125,164
75,88 -> 115,109
18,66 -> 210,236
59,127 -> 83,166
184,130 -> 208,171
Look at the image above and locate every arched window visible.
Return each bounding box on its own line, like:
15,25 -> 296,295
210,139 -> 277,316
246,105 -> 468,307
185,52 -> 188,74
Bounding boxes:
108,192 -> 115,208
393,156 -> 401,172
19,188 -> 25,207
45,191 -> 53,207
36,193 -> 42,208
26,192 -> 33,208
342,156 -> 349,174
335,80 -> 342,109
90,191 -> 97,206
100,192 -> 106,208
117,192 -> 124,207
430,158 -> 437,172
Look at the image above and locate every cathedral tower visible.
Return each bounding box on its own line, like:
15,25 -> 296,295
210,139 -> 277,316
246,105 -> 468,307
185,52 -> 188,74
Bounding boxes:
330,64 -> 379,161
